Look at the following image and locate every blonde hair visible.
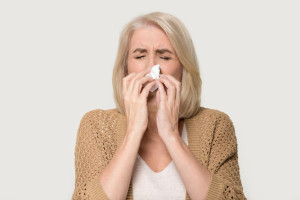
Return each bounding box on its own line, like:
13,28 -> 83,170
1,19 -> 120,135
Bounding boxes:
112,12 -> 202,119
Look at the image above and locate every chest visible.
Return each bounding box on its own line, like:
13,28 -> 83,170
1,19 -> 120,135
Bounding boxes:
132,123 -> 189,199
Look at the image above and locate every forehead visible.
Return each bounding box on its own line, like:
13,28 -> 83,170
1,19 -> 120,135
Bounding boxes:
129,25 -> 174,51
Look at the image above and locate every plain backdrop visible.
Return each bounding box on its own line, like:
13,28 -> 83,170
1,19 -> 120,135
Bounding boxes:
0,0 -> 299,199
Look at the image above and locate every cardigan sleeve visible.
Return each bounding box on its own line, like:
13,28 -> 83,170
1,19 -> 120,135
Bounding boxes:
205,113 -> 247,200
72,110 -> 110,200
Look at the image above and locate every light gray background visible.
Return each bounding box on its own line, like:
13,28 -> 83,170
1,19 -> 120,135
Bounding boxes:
0,0 -> 299,199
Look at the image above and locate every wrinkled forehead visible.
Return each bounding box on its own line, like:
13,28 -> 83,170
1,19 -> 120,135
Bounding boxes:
128,26 -> 175,54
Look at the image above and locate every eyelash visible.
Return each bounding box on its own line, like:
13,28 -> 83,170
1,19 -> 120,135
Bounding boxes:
161,57 -> 170,60
135,56 -> 171,60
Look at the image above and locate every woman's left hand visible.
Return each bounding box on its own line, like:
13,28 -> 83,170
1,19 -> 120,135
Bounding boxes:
155,74 -> 181,141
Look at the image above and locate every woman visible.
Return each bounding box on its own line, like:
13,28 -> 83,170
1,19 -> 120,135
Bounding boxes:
72,12 -> 247,200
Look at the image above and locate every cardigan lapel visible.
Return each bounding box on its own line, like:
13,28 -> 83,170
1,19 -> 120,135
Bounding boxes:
183,115 -> 201,200
114,112 -> 134,199
114,109 -> 202,200
115,112 -> 127,147
184,115 -> 202,162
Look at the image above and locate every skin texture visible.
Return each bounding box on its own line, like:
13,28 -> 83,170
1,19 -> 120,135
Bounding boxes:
126,25 -> 184,155
99,25 -> 211,200
126,26 -> 183,172
126,25 -> 212,199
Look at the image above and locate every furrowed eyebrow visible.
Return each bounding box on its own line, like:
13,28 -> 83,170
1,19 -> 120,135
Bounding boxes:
156,49 -> 173,54
132,48 -> 174,54
132,48 -> 147,53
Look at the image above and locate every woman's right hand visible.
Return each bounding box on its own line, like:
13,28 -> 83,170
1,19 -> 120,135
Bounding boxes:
122,68 -> 156,139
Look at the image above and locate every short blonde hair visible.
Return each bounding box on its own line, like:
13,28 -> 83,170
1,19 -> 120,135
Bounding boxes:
112,12 -> 202,119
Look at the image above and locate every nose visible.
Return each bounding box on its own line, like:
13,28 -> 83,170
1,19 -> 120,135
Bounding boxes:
146,56 -> 157,70
145,65 -> 153,74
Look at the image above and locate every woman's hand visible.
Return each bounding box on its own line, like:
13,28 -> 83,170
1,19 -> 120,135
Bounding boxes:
155,74 -> 182,140
123,68 -> 156,140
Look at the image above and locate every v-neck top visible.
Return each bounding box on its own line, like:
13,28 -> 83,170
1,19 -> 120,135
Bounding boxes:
73,107 -> 247,200
132,122 -> 189,200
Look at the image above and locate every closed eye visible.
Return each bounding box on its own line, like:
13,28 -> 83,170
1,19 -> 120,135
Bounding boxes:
161,57 -> 171,60
135,56 -> 145,59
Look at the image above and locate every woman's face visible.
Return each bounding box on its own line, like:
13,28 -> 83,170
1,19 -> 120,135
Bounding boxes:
127,25 -> 183,83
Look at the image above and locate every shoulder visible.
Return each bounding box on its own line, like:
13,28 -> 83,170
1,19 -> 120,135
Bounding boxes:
80,108 -> 120,122
78,108 -> 122,131
199,107 -> 237,148
194,106 -> 234,125
185,106 -> 235,141
193,106 -> 236,142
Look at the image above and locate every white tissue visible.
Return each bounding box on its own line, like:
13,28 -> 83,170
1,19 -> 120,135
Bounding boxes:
145,64 -> 160,92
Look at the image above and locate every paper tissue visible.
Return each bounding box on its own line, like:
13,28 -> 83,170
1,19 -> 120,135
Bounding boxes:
145,64 -> 160,92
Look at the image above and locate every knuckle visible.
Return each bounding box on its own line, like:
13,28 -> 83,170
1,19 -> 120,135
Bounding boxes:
136,79 -> 142,84
124,95 -> 129,101
145,81 -> 154,88
131,75 -> 138,81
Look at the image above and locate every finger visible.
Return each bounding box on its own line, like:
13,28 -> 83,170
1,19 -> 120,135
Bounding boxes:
123,72 -> 137,96
155,79 -> 167,103
160,74 -> 181,104
134,76 -> 154,96
140,80 -> 156,98
158,76 -> 176,105
128,68 -> 151,97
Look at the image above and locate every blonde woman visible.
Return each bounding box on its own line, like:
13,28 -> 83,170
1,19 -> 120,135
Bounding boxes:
72,12 -> 246,200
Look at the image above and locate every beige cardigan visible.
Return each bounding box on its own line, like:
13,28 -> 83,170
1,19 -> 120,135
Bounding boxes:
72,106 -> 247,200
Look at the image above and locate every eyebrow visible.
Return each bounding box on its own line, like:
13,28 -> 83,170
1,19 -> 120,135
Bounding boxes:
132,48 -> 174,54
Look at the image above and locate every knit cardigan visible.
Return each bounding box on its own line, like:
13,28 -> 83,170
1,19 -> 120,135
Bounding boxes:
72,106 -> 247,200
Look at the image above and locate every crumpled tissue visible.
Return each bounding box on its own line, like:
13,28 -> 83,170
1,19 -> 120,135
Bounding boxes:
145,64 -> 160,92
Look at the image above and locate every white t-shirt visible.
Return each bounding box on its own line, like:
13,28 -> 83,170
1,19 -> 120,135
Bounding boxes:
132,123 -> 189,200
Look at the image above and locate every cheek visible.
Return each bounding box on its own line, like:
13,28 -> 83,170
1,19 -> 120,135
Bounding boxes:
127,58 -> 140,73
161,62 -> 182,80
